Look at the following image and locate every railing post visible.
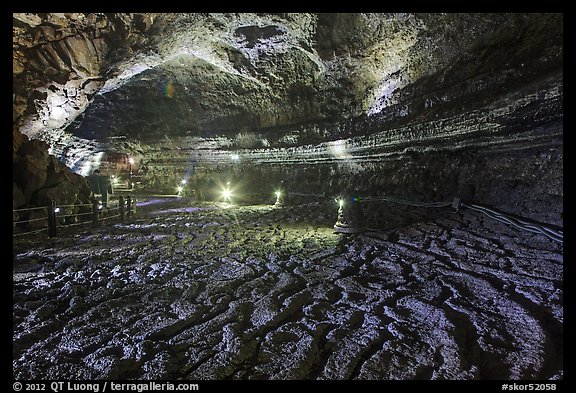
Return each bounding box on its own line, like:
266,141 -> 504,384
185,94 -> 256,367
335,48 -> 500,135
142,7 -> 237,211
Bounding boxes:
47,200 -> 57,237
126,196 -> 132,219
92,198 -> 100,228
131,195 -> 136,216
119,195 -> 125,222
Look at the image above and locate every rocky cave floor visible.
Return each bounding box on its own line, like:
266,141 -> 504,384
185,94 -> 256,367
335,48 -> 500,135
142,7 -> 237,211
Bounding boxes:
13,197 -> 563,380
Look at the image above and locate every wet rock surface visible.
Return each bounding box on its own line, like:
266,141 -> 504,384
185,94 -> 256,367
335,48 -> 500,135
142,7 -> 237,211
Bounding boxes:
13,198 -> 563,379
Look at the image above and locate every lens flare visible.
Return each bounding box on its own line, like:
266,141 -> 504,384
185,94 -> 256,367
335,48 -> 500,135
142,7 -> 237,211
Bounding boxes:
164,81 -> 175,98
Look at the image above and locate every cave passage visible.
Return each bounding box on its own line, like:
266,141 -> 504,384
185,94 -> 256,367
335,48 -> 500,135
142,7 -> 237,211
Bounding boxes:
13,13 -> 562,380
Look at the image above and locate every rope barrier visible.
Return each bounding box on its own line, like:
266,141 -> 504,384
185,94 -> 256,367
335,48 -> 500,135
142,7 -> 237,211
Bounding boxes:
59,220 -> 92,228
11,189 -> 138,240
13,192 -> 560,245
58,211 -> 93,219
56,203 -> 93,208
13,206 -> 46,213
65,211 -> 93,218
13,216 -> 47,224
100,213 -> 121,221
13,227 -> 47,237
341,193 -> 562,244
12,197 -> 133,238
359,195 -> 451,208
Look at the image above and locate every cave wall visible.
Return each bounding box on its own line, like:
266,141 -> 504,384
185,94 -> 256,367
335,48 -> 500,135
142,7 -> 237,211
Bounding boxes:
13,128 -> 93,225
184,147 -> 562,226
13,13 -> 158,214
14,13 -> 562,143
131,37 -> 563,227
13,13 -> 155,136
12,13 -> 563,228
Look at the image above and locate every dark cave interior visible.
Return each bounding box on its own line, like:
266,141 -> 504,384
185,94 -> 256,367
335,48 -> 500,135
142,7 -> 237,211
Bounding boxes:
13,13 -> 562,380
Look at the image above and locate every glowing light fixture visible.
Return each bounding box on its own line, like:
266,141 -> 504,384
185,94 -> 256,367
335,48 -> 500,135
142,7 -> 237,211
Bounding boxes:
54,207 -> 60,213
274,190 -> 282,206
222,188 -> 232,201
128,157 -> 135,165
177,185 -> 184,194
338,198 -> 344,208
181,179 -> 187,185
231,154 -> 240,161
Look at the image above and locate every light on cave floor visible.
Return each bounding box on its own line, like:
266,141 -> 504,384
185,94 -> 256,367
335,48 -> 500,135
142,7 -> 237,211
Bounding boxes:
231,154 -> 240,161
176,185 -> 184,196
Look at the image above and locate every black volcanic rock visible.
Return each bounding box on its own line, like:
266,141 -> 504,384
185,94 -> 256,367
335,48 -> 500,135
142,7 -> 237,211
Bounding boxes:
13,128 -> 92,213
12,13 -> 562,226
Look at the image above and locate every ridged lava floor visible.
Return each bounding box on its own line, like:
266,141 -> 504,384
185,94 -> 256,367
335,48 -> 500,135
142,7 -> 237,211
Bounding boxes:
13,198 -> 563,379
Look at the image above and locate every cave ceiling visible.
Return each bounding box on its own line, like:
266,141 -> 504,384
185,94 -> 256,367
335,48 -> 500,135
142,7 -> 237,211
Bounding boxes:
13,13 -> 562,148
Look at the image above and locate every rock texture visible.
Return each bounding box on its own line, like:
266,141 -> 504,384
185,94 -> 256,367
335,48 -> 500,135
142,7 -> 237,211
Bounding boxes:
12,12 -> 563,224
13,13 -> 156,210
12,13 -> 563,380
13,128 -> 93,227
13,199 -> 563,379
15,13 -> 562,139
13,13 -> 154,135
